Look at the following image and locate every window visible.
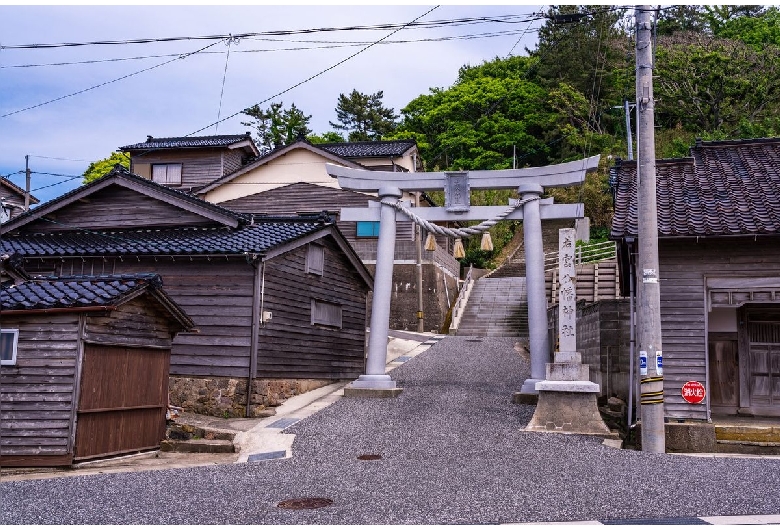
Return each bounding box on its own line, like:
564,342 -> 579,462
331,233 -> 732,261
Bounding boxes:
306,244 -> 325,276
1,329 -> 19,365
311,299 -> 342,328
151,163 -> 182,185
356,221 -> 380,238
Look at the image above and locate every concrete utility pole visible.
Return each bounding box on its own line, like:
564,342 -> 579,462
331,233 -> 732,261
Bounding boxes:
24,155 -> 31,211
636,5 -> 665,453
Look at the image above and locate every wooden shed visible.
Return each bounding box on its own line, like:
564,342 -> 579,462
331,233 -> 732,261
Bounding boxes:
0,166 -> 373,419
611,137 -> 780,421
0,274 -> 194,467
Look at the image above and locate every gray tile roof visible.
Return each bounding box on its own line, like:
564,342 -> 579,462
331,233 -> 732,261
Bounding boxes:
0,216 -> 330,257
611,137 -> 780,238
2,274 -> 161,311
120,133 -> 253,151
319,140 -> 417,159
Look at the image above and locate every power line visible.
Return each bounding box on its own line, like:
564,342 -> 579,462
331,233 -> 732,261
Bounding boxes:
0,14 -> 543,50
185,5 -> 442,138
1,39 -> 226,119
1,28 -> 542,70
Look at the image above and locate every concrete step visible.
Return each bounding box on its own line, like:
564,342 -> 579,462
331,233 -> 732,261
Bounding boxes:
715,425 -> 780,443
159,439 -> 236,453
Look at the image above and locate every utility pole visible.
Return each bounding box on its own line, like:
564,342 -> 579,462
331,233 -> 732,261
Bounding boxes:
24,155 -> 31,211
636,5 -> 665,453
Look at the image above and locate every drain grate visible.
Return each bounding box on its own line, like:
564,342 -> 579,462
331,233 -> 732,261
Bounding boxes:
466,339 -> 483,342
357,454 -> 382,460
277,498 -> 334,510
266,417 -> 299,429
247,450 -> 286,462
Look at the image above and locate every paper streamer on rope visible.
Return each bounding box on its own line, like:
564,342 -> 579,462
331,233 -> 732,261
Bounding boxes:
424,233 -> 437,251
481,232 -> 494,251
453,238 -> 465,259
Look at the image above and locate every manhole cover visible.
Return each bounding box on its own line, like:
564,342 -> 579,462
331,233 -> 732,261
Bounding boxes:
277,498 -> 333,510
357,454 -> 382,460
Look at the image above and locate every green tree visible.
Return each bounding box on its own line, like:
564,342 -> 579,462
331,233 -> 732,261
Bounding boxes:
83,151 -> 130,183
307,131 -> 345,144
654,33 -> 780,135
329,89 -> 398,141
709,6 -> 780,49
529,5 -> 632,134
241,101 -> 312,153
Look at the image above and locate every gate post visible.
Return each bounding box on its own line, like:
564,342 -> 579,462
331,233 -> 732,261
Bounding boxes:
518,183 -> 550,396
344,186 -> 403,397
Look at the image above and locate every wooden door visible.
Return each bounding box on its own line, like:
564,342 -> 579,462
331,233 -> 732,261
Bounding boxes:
75,345 -> 170,460
744,308 -> 780,415
708,333 -> 739,411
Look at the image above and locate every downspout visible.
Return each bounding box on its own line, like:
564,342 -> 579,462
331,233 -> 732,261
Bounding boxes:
246,256 -> 264,418
628,239 -> 637,427
415,191 -> 424,332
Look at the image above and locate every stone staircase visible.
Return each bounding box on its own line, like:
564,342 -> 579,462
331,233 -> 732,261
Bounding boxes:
454,277 -> 529,337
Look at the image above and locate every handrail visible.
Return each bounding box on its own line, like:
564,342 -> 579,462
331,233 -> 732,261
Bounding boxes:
543,240 -> 616,271
449,264 -> 474,334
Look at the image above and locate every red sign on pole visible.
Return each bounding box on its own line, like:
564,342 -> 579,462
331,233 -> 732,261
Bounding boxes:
681,381 -> 706,404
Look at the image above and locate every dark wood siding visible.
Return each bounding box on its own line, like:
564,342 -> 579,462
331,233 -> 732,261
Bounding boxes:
25,257 -> 255,379
133,149 -> 225,189
22,186 -> 220,231
222,151 -> 244,176
660,238 -> 780,419
84,296 -> 176,349
0,314 -> 80,463
258,236 -> 367,379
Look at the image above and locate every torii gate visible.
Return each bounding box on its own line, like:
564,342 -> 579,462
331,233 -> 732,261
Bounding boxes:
326,156 -> 600,397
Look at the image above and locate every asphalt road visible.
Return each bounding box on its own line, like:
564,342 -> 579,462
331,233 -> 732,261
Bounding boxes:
3,336 -> 780,524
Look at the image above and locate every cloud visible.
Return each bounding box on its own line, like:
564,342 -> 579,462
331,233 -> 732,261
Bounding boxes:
0,4 -> 543,203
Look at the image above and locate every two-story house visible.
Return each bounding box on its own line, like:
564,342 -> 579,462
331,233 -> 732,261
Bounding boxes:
121,135 -> 460,331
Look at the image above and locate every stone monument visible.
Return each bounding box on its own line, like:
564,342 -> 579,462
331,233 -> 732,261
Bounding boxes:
525,228 -> 611,435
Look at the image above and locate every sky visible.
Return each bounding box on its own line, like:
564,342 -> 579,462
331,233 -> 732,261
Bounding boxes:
0,3 -> 552,205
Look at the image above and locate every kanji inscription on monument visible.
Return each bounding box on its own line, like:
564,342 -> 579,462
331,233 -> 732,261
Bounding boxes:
558,228 -> 577,353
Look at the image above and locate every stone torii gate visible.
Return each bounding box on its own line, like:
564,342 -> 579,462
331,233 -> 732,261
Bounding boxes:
326,156 -> 600,397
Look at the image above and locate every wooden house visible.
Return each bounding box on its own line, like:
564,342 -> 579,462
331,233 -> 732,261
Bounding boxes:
0,166 -> 373,419
0,273 -> 194,467
611,137 -> 780,421
120,133 -> 260,193
121,134 -> 459,331
1,176 -> 38,222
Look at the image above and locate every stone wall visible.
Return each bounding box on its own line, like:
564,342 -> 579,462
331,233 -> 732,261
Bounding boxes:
548,298 -> 632,400
169,376 -> 331,418
367,262 -> 459,332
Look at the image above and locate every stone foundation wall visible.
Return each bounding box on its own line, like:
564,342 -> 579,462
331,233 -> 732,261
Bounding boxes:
169,376 -> 332,418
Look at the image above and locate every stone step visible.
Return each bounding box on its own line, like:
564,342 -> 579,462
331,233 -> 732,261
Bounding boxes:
715,425 -> 780,443
159,438 -> 236,453
715,440 -> 780,455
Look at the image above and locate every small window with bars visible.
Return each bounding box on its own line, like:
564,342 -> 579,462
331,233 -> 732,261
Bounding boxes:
311,299 -> 342,329
151,163 -> 182,185
1,329 -> 19,366
306,244 -> 325,276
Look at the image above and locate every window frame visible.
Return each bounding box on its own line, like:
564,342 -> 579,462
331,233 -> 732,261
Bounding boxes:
1,329 -> 19,366
356,221 -> 381,238
310,299 -> 343,329
305,243 -> 325,276
151,163 -> 183,185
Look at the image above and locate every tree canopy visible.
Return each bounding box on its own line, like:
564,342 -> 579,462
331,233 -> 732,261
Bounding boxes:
241,101 -> 312,153
82,151 -> 130,184
329,89 -> 398,141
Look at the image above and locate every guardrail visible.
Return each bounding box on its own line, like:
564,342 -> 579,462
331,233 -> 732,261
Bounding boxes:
543,240 -> 616,271
448,264 -> 474,334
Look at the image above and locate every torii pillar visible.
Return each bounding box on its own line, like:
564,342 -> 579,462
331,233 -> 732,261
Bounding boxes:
326,157 -> 599,398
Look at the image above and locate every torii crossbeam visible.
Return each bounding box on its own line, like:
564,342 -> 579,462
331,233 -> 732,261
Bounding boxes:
326,155 -> 600,397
